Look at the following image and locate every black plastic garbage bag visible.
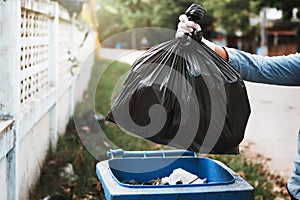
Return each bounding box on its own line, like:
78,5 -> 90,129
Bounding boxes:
106,4 -> 250,154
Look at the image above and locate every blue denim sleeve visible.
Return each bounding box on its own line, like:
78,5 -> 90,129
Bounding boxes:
225,47 -> 300,86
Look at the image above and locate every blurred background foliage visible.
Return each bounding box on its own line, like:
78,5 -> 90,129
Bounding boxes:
96,0 -> 299,42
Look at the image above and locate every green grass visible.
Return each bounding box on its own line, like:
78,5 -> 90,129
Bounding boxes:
30,120 -> 103,199
31,59 -> 287,200
210,154 -> 280,199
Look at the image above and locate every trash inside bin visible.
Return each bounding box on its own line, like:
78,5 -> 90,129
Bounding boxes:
96,149 -> 254,200
161,168 -> 208,185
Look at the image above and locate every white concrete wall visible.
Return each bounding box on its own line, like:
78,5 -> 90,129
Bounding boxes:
0,0 -> 96,199
0,157 -> 7,200
18,113 -> 50,200
0,120 -> 15,200
57,90 -> 72,135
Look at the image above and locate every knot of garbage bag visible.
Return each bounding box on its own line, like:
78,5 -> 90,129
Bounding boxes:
185,4 -> 205,42
185,4 -> 206,25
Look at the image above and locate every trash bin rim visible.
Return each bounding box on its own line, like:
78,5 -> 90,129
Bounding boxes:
106,156 -> 236,188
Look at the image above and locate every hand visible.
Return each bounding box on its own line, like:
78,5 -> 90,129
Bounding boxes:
175,14 -> 201,38
175,14 -> 216,51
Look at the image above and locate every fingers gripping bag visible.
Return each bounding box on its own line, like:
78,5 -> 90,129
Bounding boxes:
106,4 -> 251,154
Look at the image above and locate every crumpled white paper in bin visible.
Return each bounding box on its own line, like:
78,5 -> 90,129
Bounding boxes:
161,168 -> 207,185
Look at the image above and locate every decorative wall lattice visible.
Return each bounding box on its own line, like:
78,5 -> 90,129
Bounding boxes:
20,9 -> 50,104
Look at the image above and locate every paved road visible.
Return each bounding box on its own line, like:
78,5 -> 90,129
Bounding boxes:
100,48 -> 300,179
244,82 -> 300,178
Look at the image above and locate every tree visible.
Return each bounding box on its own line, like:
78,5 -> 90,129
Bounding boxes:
96,0 -> 299,43
96,0 -> 215,41
202,0 -> 260,36
202,0 -> 300,35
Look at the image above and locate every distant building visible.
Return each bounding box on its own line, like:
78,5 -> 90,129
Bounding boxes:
266,21 -> 299,56
264,8 -> 299,56
217,8 -> 300,56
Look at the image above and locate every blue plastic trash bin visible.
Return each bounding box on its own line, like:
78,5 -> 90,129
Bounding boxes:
96,149 -> 254,200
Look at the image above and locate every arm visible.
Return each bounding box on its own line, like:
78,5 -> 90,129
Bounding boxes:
176,14 -> 300,86
202,37 -> 300,86
223,48 -> 300,86
201,38 -> 300,86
